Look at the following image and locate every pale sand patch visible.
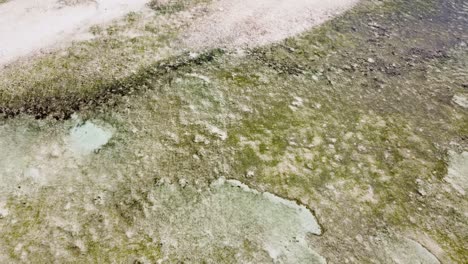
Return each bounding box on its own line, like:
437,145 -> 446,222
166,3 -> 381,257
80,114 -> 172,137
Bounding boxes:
445,150 -> 468,195
183,0 -> 359,49
452,94 -> 468,109
0,0 -> 149,66
384,237 -> 440,264
0,0 -> 359,66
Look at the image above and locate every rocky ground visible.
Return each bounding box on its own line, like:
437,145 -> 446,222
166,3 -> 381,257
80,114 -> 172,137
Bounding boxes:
0,0 -> 467,263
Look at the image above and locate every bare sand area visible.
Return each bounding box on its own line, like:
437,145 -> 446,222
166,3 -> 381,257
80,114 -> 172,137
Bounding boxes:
183,0 -> 359,49
0,0 -> 148,66
0,0 -> 358,66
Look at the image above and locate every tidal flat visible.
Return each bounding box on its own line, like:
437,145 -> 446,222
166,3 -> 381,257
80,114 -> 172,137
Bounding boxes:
0,0 -> 467,263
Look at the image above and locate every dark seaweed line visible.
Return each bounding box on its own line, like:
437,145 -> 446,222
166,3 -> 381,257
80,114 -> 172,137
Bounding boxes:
0,49 -> 225,120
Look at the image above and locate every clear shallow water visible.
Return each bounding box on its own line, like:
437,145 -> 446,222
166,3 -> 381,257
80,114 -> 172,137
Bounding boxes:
69,121 -> 113,155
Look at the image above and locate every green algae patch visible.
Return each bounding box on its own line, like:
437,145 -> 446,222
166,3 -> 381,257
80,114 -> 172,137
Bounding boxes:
148,0 -> 211,15
0,0 -> 467,263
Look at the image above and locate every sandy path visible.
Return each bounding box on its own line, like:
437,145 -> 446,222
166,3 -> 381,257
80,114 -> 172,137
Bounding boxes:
0,0 -> 148,66
183,0 -> 359,49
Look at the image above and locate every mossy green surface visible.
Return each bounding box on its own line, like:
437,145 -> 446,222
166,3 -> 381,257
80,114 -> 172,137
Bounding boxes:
0,0 -> 467,263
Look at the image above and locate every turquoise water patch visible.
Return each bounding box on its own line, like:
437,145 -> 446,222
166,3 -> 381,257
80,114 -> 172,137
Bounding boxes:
150,178 -> 325,263
216,179 -> 324,263
69,121 -> 113,155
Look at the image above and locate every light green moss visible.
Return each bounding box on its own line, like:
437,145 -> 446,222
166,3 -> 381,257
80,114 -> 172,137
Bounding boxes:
0,0 -> 467,262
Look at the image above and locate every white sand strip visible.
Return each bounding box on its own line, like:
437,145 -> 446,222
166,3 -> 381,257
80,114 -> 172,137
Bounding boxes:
183,0 -> 359,49
0,0 -> 149,66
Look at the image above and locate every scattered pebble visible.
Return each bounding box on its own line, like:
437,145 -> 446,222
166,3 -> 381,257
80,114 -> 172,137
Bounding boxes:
452,94 -> 468,109
194,134 -> 210,144
206,125 -> 228,141
245,170 -> 255,178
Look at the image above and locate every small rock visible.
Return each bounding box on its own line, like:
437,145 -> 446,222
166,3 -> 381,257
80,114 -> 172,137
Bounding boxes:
179,178 -> 188,188
291,97 -> 304,108
289,141 -> 298,146
0,205 -> 9,219
452,94 -> 468,109
194,134 -> 209,145
125,230 -> 134,239
207,125 -> 228,141
417,188 -> 427,196
188,52 -> 199,59
49,144 -> 61,158
245,170 -> 255,178
368,58 -> 375,63
355,234 -> 364,243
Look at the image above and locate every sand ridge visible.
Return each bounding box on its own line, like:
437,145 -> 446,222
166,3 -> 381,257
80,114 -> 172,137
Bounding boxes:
0,0 -> 359,66
183,0 -> 359,49
0,0 -> 148,66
